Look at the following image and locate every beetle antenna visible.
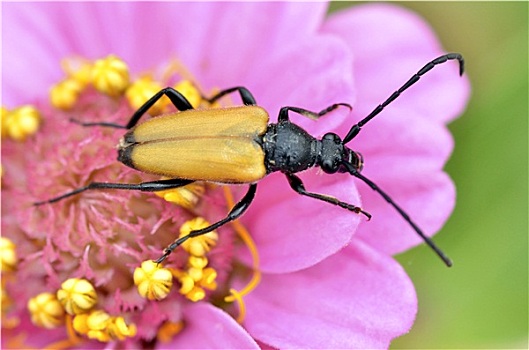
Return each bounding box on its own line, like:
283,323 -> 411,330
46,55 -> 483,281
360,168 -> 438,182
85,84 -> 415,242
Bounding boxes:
341,161 -> 453,267
69,118 -> 127,129
343,53 -> 464,144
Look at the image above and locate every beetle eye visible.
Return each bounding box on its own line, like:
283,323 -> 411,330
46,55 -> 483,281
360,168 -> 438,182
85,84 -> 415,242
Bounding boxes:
322,159 -> 337,174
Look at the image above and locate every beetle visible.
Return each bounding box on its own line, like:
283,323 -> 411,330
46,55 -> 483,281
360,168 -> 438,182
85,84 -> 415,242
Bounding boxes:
36,53 -> 464,267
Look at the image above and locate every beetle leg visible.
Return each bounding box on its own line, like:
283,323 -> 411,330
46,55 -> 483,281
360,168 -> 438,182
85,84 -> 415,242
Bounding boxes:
155,184 -> 257,263
204,86 -> 257,106
69,88 -> 195,129
285,173 -> 371,219
125,87 -> 195,129
34,178 -> 195,206
278,104 -> 352,123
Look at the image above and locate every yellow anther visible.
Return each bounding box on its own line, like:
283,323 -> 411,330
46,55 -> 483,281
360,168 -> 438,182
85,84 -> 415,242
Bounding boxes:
126,77 -> 168,115
50,79 -> 84,110
1,106 -> 9,137
61,57 -> 93,87
91,55 -> 130,97
187,266 -> 204,282
134,260 -> 173,300
56,278 -> 97,315
177,273 -> 195,295
72,313 -> 90,335
174,80 -> 202,109
155,182 -> 206,210
0,237 -> 17,272
75,311 -> 136,343
106,316 -> 137,341
157,321 -> 184,343
199,267 -> 217,290
27,292 -> 65,329
188,255 -> 208,269
4,105 -> 41,141
185,287 -> 206,302
86,310 -> 110,330
85,310 -> 112,342
179,217 -> 218,256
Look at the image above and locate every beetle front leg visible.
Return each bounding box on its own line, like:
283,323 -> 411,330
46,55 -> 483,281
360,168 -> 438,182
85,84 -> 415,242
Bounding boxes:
278,104 -> 352,123
125,87 -> 195,128
204,86 -> 257,106
285,173 -> 371,219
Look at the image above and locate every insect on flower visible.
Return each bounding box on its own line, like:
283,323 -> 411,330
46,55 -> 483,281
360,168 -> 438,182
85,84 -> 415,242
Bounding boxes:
36,53 -> 464,267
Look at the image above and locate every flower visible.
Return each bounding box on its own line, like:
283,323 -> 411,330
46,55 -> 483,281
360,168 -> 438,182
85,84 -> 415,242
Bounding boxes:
2,2 -> 469,349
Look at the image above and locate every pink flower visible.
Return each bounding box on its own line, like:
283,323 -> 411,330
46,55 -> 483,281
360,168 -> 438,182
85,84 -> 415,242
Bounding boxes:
2,2 -> 469,349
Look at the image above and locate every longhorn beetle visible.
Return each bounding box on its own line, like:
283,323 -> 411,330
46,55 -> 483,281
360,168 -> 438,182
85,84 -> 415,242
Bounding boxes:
36,53 -> 464,266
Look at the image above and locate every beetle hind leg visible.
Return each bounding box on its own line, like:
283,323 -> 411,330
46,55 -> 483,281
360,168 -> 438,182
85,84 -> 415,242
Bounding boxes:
155,184 -> 257,263
33,178 -> 195,206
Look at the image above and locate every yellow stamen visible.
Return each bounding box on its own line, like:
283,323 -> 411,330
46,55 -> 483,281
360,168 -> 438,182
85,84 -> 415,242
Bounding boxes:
157,321 -> 185,343
1,106 -> 9,138
226,288 -> 246,324
27,292 -> 65,329
177,273 -> 195,295
61,57 -> 93,87
186,287 -> 206,302
134,260 -> 173,300
0,237 -> 17,272
91,55 -> 130,97
179,217 -> 218,256
106,316 -> 137,341
56,278 -> 98,315
188,255 -> 208,269
126,76 -> 168,115
173,80 -> 202,109
199,267 -> 218,290
159,59 -> 223,109
74,310 -> 137,342
50,79 -> 84,110
162,58 -> 198,87
85,310 -> 112,342
3,105 -> 41,141
72,313 -> 90,336
187,266 -> 204,282
155,182 -> 205,210
222,186 -> 262,323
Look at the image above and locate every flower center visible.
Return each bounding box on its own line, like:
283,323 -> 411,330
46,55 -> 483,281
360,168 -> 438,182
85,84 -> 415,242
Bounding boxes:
1,55 -> 261,347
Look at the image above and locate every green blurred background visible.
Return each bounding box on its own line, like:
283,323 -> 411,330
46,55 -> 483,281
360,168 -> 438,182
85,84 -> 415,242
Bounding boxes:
329,2 -> 528,349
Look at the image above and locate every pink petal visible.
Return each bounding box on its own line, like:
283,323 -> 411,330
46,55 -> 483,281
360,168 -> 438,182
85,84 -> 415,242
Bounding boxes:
243,171 -> 362,273
179,2 -> 330,88
351,109 -> 454,171
322,3 -> 470,124
164,303 -> 259,349
245,34 -> 355,136
243,240 -> 417,349
356,170 -> 455,257
3,2 -> 329,106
